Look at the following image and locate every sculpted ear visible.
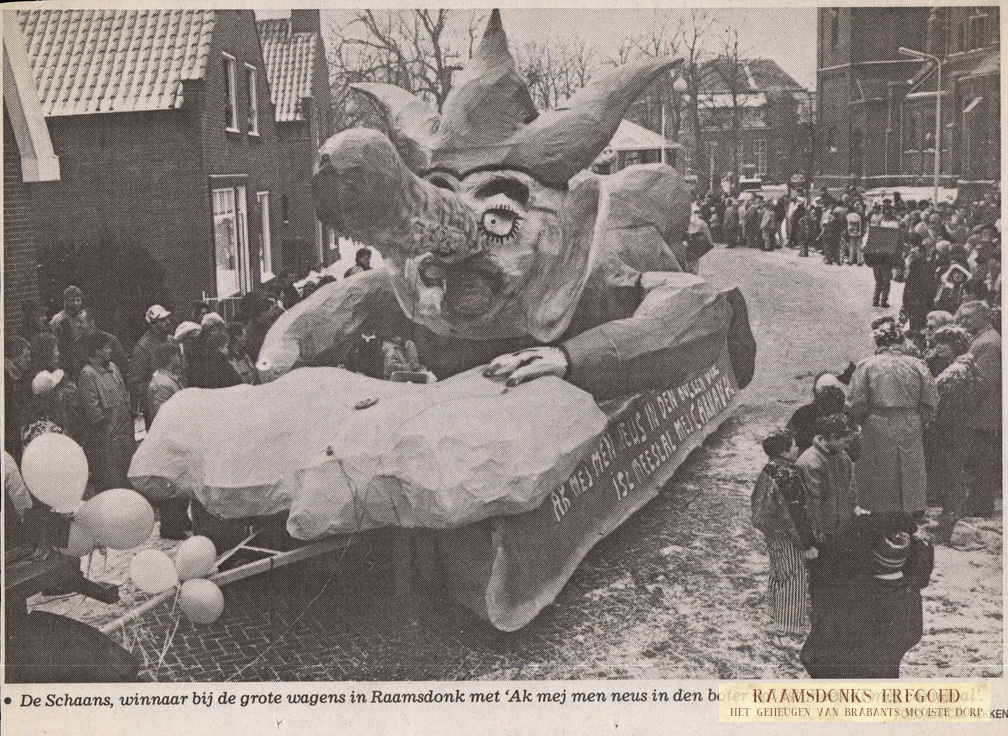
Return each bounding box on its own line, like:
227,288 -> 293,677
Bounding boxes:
501,57 -> 681,188
350,83 -> 440,175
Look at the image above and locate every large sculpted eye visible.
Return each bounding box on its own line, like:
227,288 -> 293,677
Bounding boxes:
481,205 -> 523,241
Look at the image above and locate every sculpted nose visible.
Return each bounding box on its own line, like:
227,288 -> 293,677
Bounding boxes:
314,129 -> 482,264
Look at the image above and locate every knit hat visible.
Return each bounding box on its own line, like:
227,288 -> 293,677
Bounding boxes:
201,312 -> 227,331
868,531 -> 911,578
929,324 -> 972,356
174,321 -> 201,341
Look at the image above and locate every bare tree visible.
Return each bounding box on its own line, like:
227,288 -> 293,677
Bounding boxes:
631,12 -> 683,146
710,26 -> 746,182
516,38 -> 597,110
676,9 -> 716,186
326,9 -> 477,131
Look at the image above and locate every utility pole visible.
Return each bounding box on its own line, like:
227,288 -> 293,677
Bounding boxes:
899,46 -> 944,203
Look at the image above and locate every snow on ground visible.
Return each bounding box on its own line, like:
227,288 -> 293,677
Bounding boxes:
31,244 -> 1002,680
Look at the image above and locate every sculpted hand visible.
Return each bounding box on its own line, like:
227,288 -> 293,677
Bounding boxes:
483,347 -> 568,388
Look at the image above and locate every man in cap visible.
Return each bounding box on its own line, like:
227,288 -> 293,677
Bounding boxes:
128,305 -> 172,428
49,285 -> 86,377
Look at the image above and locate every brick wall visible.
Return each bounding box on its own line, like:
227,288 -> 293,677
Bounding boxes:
3,105 -> 39,339
33,110 -> 207,345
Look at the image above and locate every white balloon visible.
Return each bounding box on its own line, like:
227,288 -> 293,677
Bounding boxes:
174,536 -> 217,580
76,488 -> 156,550
20,433 -> 88,513
129,549 -> 179,595
179,579 -> 225,625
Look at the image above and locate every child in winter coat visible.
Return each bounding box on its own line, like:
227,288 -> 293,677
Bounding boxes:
801,513 -> 933,678
752,428 -> 818,651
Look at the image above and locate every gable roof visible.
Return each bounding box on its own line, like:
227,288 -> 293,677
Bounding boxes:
16,8 -> 216,117
699,56 -> 804,95
258,18 -> 317,122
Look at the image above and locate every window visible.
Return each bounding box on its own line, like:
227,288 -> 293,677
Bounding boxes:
968,13 -> 988,50
223,54 -> 238,131
830,10 -> 839,50
281,194 -> 290,224
755,139 -> 767,175
257,192 -> 272,279
245,64 -> 258,135
213,186 -> 251,297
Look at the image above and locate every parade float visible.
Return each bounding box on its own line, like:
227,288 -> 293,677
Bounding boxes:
129,10 -> 755,631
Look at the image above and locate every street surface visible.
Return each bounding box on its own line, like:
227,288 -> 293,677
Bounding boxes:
39,245 -> 1002,680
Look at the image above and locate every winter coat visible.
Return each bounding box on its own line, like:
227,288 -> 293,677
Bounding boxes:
751,457 -> 816,549
801,520 -> 932,679
795,439 -> 856,543
846,346 -> 938,515
968,327 -> 1001,432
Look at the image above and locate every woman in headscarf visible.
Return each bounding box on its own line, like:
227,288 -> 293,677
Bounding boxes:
788,371 -> 847,455
846,317 -> 939,519
925,325 -> 980,543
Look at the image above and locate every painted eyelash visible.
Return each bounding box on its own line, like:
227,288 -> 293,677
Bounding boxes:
480,205 -> 524,242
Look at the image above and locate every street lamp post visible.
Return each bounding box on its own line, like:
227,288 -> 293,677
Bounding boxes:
899,46 -> 943,204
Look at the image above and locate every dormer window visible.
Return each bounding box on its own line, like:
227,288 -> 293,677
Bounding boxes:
223,54 -> 238,131
245,64 -> 259,135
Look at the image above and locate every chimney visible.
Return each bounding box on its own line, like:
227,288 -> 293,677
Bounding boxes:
290,9 -> 320,35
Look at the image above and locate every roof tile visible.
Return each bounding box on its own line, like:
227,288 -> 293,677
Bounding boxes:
17,8 -> 216,117
258,18 -> 317,122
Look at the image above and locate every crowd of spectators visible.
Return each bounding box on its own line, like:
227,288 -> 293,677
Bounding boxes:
3,273 -> 309,539
751,294 -> 1000,677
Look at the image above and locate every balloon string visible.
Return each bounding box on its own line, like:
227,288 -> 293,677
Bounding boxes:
155,614 -> 181,678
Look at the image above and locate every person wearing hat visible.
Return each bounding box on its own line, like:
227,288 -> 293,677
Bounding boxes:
78,331 -> 135,493
49,285 -> 86,378
924,325 -> 980,540
128,305 -> 173,428
846,318 -> 938,519
751,428 -> 817,651
801,514 -> 933,678
200,311 -> 227,336
788,372 -> 847,456
796,413 -> 858,556
934,262 -> 971,315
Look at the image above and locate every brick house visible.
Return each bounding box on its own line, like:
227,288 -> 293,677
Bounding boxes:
815,6 -> 999,192
11,8 -> 285,345
625,57 -> 811,190
3,20 -> 61,339
693,58 -> 813,187
258,10 -> 335,277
